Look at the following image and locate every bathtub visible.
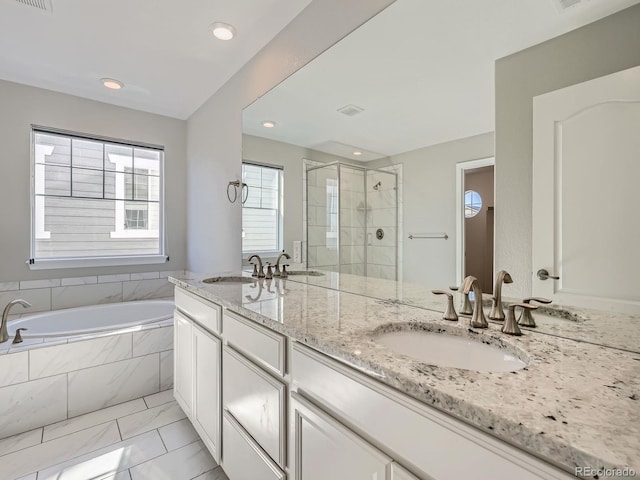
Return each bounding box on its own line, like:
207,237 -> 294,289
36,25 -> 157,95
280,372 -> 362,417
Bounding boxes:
9,299 -> 174,338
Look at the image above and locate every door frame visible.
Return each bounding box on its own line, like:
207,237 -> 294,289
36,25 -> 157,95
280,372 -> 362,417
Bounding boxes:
455,157 -> 495,287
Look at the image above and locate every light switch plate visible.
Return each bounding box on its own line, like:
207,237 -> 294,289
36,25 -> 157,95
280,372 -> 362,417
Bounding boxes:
293,241 -> 302,263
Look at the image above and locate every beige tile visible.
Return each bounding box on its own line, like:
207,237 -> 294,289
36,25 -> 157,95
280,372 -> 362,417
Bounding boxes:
0,351 -> 28,388
68,354 -> 159,417
51,283 -> 122,310
0,288 -> 51,314
129,441 -> 215,480
30,333 -> 132,379
0,421 -> 121,479
43,398 -> 147,442
0,428 -> 42,456
37,430 -> 165,480
118,402 -> 186,440
158,418 -> 199,451
143,390 -> 175,409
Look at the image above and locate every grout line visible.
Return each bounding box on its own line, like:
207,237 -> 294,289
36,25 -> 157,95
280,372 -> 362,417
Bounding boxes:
115,417 -> 124,441
156,427 -> 169,454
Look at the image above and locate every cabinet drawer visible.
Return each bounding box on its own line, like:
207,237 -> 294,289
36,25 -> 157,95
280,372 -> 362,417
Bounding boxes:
223,346 -> 286,467
223,311 -> 285,376
175,288 -> 221,335
292,342 -> 572,480
223,412 -> 285,480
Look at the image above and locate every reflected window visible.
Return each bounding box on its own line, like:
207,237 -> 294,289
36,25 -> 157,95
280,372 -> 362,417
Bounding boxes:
242,162 -> 283,254
464,190 -> 482,218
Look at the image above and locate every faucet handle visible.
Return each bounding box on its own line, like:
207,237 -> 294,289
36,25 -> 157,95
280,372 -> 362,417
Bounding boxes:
265,263 -> 273,280
502,304 -> 537,336
281,264 -> 289,279
432,290 -> 458,321
518,297 -> 551,327
13,328 -> 27,344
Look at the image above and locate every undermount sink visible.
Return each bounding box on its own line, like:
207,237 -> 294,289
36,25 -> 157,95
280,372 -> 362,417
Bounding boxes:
375,330 -> 528,373
285,270 -> 325,276
203,276 -> 256,284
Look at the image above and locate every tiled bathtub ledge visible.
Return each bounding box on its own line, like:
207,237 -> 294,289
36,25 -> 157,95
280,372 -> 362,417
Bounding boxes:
170,273 -> 640,475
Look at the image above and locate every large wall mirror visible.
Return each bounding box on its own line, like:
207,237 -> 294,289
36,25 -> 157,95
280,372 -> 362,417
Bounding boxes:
241,0 -> 640,353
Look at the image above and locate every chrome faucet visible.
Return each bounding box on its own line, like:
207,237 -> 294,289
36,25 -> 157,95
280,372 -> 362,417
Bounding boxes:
488,270 -> 513,321
1,299 -> 31,343
274,252 -> 291,277
461,276 -> 488,328
248,254 -> 265,278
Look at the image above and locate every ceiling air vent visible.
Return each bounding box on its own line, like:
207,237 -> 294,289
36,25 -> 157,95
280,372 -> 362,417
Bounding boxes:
15,0 -> 53,12
337,104 -> 365,117
553,0 -> 590,11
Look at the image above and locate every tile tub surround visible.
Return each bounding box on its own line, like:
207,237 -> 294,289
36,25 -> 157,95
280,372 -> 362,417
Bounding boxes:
0,391 -> 226,480
0,270 -> 184,315
170,273 -> 640,475
0,324 -> 174,440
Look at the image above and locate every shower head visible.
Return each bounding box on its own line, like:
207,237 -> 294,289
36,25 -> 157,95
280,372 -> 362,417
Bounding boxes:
373,181 -> 382,190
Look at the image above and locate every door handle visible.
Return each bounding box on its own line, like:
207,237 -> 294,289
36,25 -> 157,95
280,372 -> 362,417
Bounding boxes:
537,269 -> 560,281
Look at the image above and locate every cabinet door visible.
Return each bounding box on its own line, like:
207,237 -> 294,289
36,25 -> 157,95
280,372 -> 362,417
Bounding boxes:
193,324 -> 221,463
390,463 -> 422,480
173,311 -> 193,416
292,392 -> 391,480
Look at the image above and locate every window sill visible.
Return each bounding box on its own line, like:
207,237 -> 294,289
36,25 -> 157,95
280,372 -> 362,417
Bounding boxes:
110,230 -> 159,239
27,255 -> 168,270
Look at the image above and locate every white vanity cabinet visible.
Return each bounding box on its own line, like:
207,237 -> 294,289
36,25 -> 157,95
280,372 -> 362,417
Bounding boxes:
173,310 -> 193,416
192,323 -> 222,462
291,392 -> 392,480
173,288 -> 223,463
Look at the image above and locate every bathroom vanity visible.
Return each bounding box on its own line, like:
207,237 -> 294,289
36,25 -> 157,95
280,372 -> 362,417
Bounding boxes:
170,274 -> 639,480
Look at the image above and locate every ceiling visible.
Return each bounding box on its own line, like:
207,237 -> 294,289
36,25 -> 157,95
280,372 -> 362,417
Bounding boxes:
242,0 -> 640,161
0,0 -> 311,119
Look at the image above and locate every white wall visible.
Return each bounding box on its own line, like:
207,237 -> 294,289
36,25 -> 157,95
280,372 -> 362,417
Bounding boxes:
370,132 -> 494,288
186,0 -> 396,274
495,3 -> 640,298
0,79 -> 187,282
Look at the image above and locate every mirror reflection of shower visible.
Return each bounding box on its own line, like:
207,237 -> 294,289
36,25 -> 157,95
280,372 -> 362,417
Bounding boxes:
306,162 -> 398,280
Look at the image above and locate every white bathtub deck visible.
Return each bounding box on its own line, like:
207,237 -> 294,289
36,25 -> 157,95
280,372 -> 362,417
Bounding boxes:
0,391 -> 227,480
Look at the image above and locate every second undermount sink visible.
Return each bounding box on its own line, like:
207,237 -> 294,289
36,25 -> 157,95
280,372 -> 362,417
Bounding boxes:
203,276 -> 256,284
375,329 -> 528,373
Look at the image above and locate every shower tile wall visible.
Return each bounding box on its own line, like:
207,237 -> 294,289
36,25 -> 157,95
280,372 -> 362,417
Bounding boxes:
366,170 -> 397,280
339,167 -> 366,275
306,166 -> 338,271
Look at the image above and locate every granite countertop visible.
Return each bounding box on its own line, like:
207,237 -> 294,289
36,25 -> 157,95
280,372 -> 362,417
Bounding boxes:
276,269 -> 640,354
169,273 -> 640,476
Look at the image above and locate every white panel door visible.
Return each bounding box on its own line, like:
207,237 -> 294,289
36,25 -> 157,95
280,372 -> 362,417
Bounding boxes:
533,65 -> 640,313
193,324 -> 221,463
173,311 -> 193,416
291,392 -> 391,480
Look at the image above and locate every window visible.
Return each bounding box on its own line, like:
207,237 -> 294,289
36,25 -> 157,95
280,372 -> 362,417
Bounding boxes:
30,128 -> 166,269
242,163 -> 283,254
464,190 -> 482,218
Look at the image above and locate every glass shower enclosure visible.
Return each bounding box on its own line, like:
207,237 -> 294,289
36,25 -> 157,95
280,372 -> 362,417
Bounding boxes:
306,162 -> 398,280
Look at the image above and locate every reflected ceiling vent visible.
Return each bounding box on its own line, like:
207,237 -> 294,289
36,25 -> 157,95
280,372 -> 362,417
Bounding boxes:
553,0 -> 590,11
15,0 -> 53,12
337,104 -> 365,117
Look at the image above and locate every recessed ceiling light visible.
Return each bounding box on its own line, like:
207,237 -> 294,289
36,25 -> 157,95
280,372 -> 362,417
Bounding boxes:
353,151 -> 363,156
262,120 -> 276,128
210,22 -> 236,41
101,78 -> 124,90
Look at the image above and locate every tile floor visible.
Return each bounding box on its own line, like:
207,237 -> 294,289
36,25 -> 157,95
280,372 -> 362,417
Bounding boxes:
0,389 -> 228,480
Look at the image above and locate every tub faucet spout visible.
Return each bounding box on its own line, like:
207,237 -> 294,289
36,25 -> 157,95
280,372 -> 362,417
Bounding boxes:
1,299 -> 32,343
